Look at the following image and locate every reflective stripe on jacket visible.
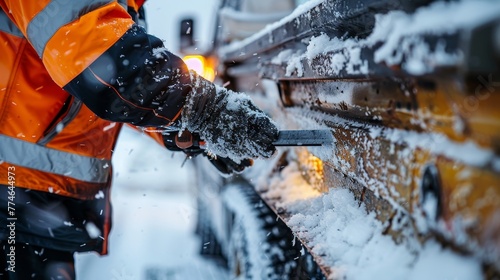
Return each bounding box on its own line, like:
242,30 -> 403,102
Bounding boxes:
0,7 -> 122,200
0,0 -> 133,87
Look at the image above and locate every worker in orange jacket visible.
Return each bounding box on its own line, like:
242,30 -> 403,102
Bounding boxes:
0,1 -> 278,279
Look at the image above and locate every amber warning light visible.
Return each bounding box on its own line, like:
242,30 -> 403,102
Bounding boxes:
182,55 -> 215,82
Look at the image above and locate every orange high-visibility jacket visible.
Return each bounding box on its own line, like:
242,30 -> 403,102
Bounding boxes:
0,0 -> 191,254
0,0 -> 190,199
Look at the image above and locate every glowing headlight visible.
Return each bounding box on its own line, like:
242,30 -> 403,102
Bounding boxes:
182,55 -> 215,82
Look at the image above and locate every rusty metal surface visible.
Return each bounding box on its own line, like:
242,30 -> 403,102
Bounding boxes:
214,0 -> 500,276
268,74 -> 500,268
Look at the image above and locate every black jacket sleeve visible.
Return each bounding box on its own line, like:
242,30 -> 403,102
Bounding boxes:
63,24 -> 191,127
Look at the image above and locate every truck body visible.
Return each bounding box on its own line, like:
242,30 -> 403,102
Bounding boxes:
183,0 -> 500,278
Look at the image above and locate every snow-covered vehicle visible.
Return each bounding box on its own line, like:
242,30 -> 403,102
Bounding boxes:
182,0 -> 500,279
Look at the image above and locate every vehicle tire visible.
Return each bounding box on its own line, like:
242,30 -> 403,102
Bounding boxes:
223,181 -> 325,280
197,201 -> 222,256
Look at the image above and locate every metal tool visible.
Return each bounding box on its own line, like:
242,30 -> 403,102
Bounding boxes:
174,129 -> 333,148
273,130 -> 333,146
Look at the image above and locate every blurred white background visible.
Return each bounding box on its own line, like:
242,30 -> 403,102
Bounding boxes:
145,0 -> 218,53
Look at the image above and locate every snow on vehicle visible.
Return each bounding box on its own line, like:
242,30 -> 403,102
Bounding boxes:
180,0 -> 500,279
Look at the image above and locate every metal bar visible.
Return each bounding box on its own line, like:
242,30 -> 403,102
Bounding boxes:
273,130 -> 333,146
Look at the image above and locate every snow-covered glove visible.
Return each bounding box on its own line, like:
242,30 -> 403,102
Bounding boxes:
181,71 -> 279,163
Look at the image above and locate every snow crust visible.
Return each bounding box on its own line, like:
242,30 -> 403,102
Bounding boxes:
233,0 -> 500,77
256,153 -> 483,280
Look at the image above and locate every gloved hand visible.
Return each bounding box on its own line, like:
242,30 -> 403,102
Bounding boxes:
162,130 -> 254,175
181,71 -> 279,164
162,130 -> 204,157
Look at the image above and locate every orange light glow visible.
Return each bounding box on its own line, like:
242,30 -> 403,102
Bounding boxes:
182,55 -> 215,81
297,148 -> 325,192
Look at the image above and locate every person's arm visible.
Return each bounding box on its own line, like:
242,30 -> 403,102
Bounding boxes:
1,1 -> 278,162
1,1 -> 187,126
64,25 -> 191,127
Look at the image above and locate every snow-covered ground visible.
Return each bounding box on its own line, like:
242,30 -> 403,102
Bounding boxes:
75,126 -> 228,280
255,154 -> 484,280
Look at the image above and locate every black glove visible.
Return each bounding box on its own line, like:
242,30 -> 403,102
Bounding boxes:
162,130 -> 254,175
204,156 -> 253,175
181,71 -> 279,164
162,130 -> 203,157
